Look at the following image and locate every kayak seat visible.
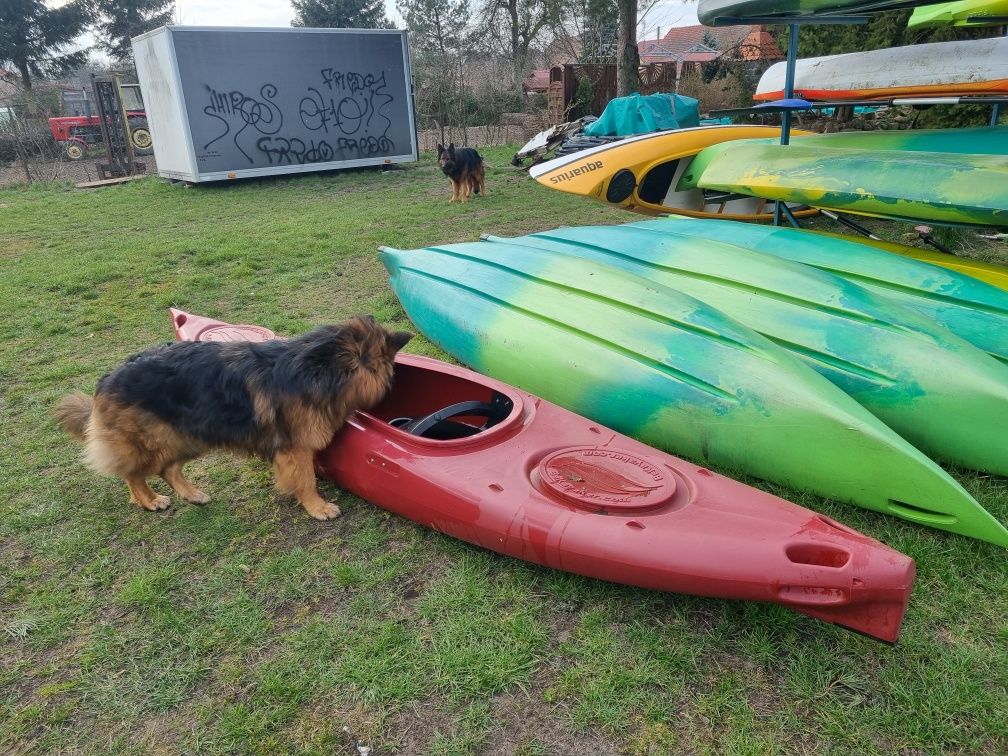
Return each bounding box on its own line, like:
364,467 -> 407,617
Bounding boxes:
638,159 -> 680,204
388,391 -> 513,440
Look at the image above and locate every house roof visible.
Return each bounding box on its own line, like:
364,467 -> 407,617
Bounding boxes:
638,24 -> 783,64
738,28 -> 784,60
524,68 -> 551,92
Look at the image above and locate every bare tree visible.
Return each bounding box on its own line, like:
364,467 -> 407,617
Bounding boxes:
480,0 -> 563,95
615,0 -> 638,96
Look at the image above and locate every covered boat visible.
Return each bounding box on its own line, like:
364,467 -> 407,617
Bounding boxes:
378,244 -> 1008,548
171,308 -> 916,642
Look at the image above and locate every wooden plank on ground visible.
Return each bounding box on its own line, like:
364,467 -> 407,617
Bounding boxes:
75,175 -> 145,190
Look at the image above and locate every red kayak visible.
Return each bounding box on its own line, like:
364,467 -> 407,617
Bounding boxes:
171,309 -> 915,642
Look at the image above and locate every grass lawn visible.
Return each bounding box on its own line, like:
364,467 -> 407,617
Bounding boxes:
1,146 -> 1006,755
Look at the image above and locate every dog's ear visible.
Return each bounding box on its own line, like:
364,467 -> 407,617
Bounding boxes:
388,331 -> 413,353
436,143 -> 444,154
447,143 -> 455,154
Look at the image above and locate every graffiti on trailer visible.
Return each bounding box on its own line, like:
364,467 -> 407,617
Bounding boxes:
203,84 -> 284,164
256,135 -> 397,165
299,69 -> 394,139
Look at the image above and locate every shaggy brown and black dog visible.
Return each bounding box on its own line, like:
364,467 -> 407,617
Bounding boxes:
437,143 -> 486,203
55,317 -> 412,520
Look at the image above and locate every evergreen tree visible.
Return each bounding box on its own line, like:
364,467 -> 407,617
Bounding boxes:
94,1 -> 175,65
0,0 -> 89,92
292,0 -> 392,29
776,10 -> 1002,58
397,0 -> 469,54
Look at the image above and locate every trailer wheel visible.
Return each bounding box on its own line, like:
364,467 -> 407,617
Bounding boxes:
129,118 -> 154,155
65,142 -> 85,160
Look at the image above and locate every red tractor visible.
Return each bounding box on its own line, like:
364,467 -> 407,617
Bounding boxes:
48,83 -> 153,160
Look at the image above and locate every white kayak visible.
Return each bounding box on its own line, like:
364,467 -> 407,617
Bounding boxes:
755,37 -> 1008,102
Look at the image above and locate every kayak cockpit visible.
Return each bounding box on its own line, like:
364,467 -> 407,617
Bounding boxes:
356,360 -> 523,444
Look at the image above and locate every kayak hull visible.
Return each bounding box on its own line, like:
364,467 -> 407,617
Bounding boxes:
700,0 -> 960,25
487,224 -> 1008,477
642,217 -> 1008,359
529,125 -> 817,221
378,244 -> 1007,548
170,309 -> 916,642
680,140 -> 1008,227
754,38 -> 1008,102
833,235 -> 1008,292
909,0 -> 1008,27
792,126 -> 1008,157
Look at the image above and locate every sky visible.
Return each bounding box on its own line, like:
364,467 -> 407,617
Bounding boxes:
169,1 -> 701,38
60,0 -> 702,58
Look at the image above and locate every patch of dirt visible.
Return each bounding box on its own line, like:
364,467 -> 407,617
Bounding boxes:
0,236 -> 35,260
481,687 -> 624,756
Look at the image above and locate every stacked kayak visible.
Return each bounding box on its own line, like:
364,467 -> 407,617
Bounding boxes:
172,309 -> 917,643
636,217 -> 1008,359
789,126 -> 1008,157
482,224 -> 1008,476
754,37 -> 1008,101
838,235 -> 1008,292
700,0 -> 953,24
908,0 -> 1008,28
528,125 -> 817,221
380,240 -> 1008,548
678,137 -> 1008,227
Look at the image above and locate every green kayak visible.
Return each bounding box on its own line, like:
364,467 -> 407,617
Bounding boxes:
792,127 -> 1008,156
699,0 -> 951,25
908,0 -> 1008,27
380,243 -> 1008,548
484,225 -> 1008,476
635,216 -> 1008,366
678,140 -> 1008,227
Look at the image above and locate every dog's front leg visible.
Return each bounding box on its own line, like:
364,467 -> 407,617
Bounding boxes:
449,178 -> 458,203
273,448 -> 340,520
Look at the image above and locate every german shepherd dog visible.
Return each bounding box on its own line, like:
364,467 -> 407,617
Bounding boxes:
55,317 -> 412,520
437,143 -> 486,203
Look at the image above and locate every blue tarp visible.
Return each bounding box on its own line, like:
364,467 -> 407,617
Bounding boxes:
583,93 -> 700,137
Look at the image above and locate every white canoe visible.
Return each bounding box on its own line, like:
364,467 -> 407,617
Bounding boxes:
755,37 -> 1008,102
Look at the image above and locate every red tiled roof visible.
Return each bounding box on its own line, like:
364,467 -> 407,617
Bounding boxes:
638,24 -> 783,63
738,28 -> 784,60
523,69 -> 550,92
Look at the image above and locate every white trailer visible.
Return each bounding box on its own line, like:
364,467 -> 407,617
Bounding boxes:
131,26 -> 417,182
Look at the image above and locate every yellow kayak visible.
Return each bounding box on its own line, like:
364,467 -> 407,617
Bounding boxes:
529,125 -> 818,222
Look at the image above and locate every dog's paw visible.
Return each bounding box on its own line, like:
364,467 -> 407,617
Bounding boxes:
141,494 -> 172,511
186,489 -> 210,505
305,500 -> 341,520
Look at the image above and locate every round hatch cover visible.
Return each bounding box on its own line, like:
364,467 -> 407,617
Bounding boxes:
196,324 -> 276,343
538,446 -> 676,513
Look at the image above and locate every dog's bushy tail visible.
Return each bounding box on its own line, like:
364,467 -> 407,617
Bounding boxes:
55,392 -> 93,439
